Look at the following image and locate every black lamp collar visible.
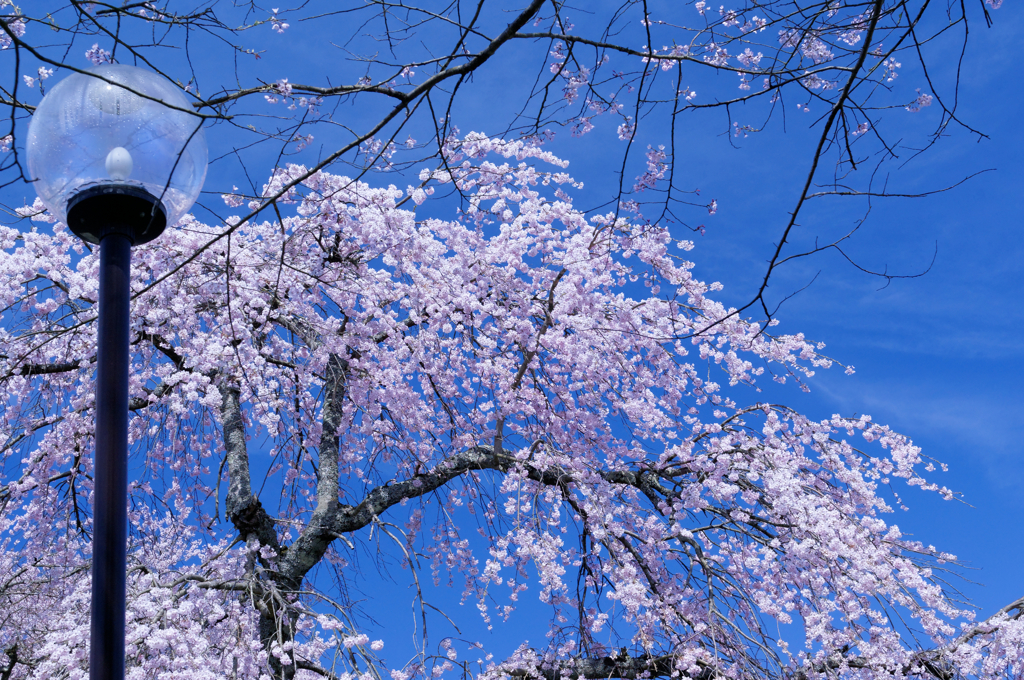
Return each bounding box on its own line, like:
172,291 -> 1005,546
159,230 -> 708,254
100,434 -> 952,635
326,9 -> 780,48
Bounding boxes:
66,184 -> 167,245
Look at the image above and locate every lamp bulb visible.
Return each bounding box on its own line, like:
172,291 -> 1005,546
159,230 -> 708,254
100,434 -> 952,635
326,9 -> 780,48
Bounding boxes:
105,146 -> 133,180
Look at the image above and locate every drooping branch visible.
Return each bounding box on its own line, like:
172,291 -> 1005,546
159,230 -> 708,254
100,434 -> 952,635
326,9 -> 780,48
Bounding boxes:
952,594 -> 1024,647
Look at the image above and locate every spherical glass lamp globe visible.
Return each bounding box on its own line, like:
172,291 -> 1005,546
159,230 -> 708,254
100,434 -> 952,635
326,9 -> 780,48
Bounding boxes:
26,64 -> 207,244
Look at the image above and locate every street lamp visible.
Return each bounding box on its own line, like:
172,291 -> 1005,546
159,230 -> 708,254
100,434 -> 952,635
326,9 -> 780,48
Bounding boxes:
26,64 -> 207,680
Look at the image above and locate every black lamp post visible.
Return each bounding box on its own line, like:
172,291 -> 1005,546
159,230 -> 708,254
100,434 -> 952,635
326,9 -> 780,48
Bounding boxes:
26,64 -> 207,680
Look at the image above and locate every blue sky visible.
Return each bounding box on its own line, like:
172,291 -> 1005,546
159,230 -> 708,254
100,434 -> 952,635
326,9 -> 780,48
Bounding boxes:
2,0 -> 1020,668
689,31 -> 1024,631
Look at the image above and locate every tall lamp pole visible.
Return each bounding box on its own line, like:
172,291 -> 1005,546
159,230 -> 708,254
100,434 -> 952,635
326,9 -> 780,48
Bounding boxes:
26,65 -> 208,680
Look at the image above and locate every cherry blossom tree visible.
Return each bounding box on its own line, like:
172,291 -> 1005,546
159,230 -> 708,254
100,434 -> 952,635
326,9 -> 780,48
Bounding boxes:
0,1 -> 1019,679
